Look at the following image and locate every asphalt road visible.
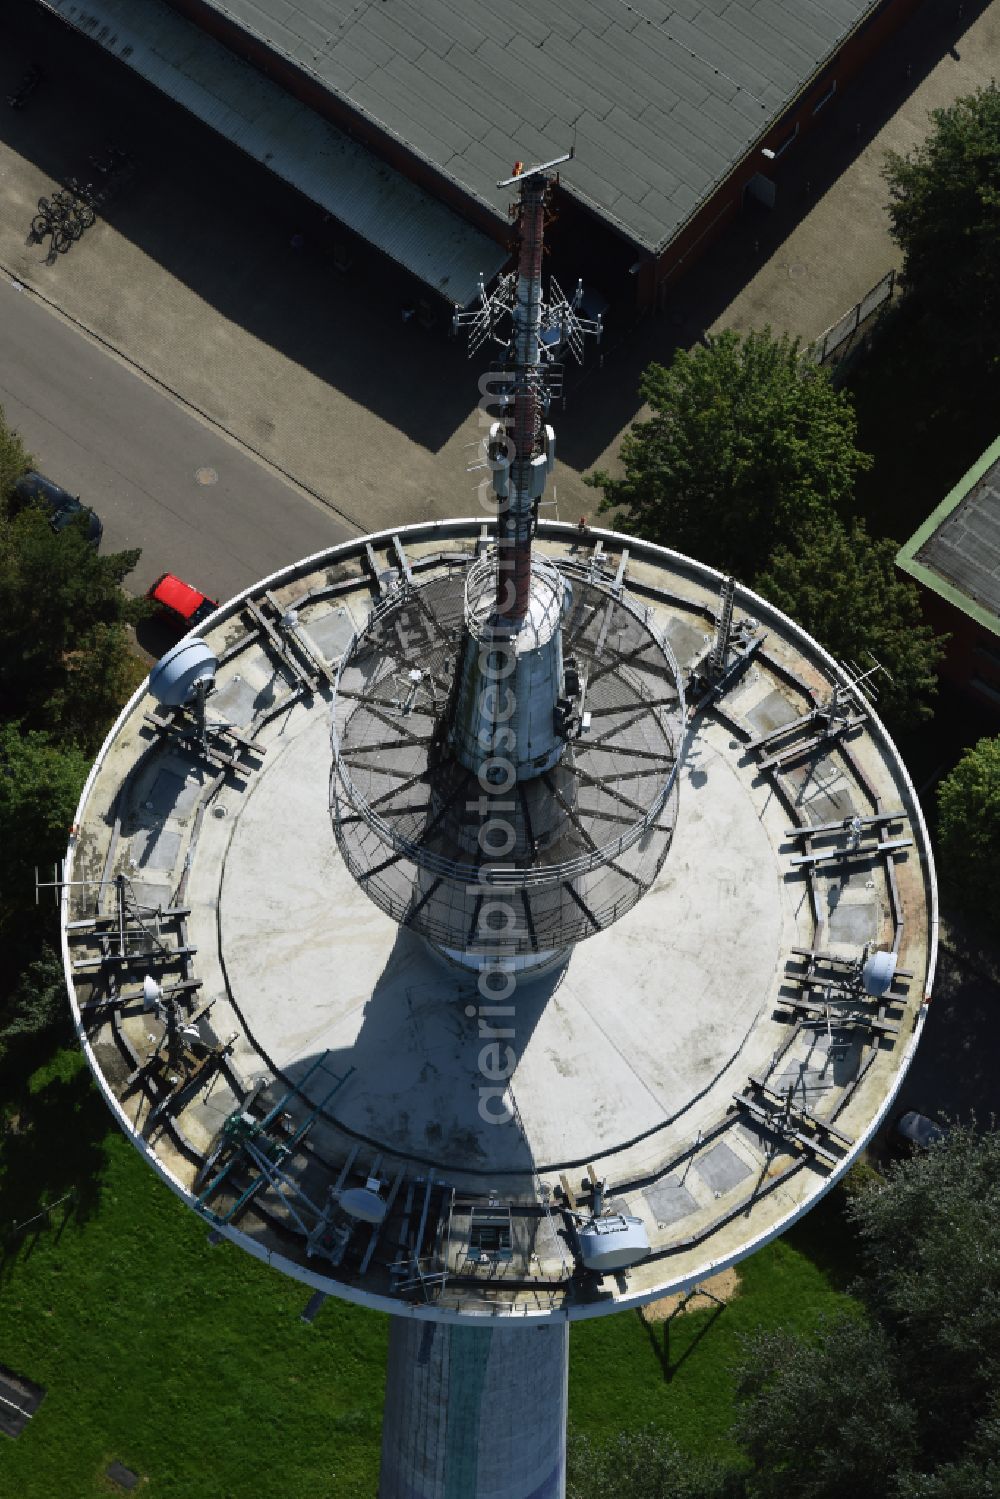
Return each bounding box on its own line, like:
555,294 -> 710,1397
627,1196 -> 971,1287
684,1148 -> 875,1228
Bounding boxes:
0,275 -> 354,601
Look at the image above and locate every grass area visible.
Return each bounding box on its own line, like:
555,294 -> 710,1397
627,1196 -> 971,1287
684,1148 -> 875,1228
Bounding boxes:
0,1049 -> 864,1495
0,1049 -> 388,1499
569,1187 -> 862,1461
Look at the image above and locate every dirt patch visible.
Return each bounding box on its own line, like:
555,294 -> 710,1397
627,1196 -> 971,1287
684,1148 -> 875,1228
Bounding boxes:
640,1267 -> 741,1324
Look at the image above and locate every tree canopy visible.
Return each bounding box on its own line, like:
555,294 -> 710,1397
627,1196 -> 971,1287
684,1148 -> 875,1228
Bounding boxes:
0,407 -> 147,1041
0,402 -> 32,510
736,1130 -> 1000,1492
567,1427 -> 736,1499
884,84 -> 1000,371
0,722 -> 89,988
935,736 -> 1000,924
587,328 -> 869,578
731,1315 -> 916,1499
847,1126 -> 1000,1474
0,945 -> 71,1048
0,507 -> 145,749
580,1130 -> 1000,1498
753,514 -> 946,730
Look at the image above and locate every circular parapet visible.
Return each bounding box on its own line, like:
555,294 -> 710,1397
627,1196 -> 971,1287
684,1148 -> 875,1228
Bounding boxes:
61,521 -> 936,1323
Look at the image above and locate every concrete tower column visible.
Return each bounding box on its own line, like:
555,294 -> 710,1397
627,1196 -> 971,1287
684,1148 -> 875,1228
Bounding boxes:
378,1318 -> 569,1499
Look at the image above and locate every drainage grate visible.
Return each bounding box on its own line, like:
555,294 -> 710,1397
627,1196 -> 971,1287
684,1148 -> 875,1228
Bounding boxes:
0,1366 -> 46,1439
106,1460 -> 140,1491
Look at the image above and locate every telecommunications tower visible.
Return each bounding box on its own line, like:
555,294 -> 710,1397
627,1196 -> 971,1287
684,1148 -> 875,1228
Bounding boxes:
62,161 -> 935,1499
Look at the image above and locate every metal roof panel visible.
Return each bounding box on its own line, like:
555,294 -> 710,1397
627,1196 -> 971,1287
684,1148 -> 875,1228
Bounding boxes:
749,0 -> 848,60
48,0 -> 883,255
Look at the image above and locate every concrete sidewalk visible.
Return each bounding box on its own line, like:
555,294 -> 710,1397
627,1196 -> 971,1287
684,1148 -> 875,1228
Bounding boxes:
703,0 -> 999,345
1,0 -> 998,529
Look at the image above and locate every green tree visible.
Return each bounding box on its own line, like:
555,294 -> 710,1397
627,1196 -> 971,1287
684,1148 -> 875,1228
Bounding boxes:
0,507 -> 145,748
753,514 -> 945,730
46,620 -> 146,750
0,719 -> 88,929
731,1315 -> 916,1499
884,84 -> 1000,370
0,722 -> 89,993
935,737 -> 1000,923
0,945 -> 70,1046
847,1126 -> 1000,1465
567,1427 -> 740,1499
898,1412 -> 1000,1499
0,402 -> 32,511
587,328 -> 869,577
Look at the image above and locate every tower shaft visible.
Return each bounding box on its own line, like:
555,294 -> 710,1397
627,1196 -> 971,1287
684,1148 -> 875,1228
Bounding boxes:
379,1318 -> 569,1499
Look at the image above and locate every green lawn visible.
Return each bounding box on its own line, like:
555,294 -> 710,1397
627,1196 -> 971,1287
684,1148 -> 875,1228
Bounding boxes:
0,1049 -> 388,1499
1,1049 -> 862,1496
569,1190 -> 861,1462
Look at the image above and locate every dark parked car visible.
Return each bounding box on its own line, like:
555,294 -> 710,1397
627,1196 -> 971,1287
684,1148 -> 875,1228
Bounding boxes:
11,469 -> 103,546
895,1110 -> 948,1149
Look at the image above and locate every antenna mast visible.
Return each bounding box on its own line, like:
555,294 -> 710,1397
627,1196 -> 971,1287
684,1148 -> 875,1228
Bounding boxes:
454,152 -> 602,631
499,165 -> 547,625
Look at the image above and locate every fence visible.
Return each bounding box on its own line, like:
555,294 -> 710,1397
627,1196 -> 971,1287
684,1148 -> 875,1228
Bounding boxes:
807,269 -> 896,376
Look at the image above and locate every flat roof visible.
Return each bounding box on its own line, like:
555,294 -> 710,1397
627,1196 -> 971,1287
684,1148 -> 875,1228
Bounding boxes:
197,0 -> 882,252
63,520 -> 935,1324
897,435 -> 1000,636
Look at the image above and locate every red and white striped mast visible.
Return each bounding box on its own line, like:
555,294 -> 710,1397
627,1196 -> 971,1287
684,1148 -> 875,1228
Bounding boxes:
496,162 -> 547,627
455,154 -> 602,629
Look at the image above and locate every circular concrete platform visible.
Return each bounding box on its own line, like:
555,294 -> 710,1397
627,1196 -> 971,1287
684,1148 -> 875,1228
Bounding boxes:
219,707 -> 797,1179
62,521 -> 935,1319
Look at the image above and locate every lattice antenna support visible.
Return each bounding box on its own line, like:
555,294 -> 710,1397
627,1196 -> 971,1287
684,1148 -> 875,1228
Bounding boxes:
452,156 -> 602,627
708,576 -> 737,677
451,155 -> 601,375
823,655 -> 892,727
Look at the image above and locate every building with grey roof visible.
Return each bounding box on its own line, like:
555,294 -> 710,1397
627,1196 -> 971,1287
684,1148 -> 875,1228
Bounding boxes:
40,0 -> 923,307
897,434 -> 1000,713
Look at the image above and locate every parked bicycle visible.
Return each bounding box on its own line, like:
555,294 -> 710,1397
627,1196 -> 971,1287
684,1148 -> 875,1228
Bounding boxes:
63,178 -> 99,226
28,150 -> 138,258
29,214 -> 73,256
35,193 -> 85,239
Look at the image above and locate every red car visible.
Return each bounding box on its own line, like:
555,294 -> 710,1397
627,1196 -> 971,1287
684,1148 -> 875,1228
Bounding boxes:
146,572 -> 218,629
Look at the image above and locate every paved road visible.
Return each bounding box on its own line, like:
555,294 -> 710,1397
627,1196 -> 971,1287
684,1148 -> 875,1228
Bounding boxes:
0,276 -> 353,601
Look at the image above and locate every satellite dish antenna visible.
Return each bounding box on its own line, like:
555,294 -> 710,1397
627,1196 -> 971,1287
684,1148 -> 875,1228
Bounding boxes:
862,949 -> 897,998
142,974 -> 163,1011
149,638 -> 219,747
577,1213 -> 650,1274
339,1187 -> 387,1224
